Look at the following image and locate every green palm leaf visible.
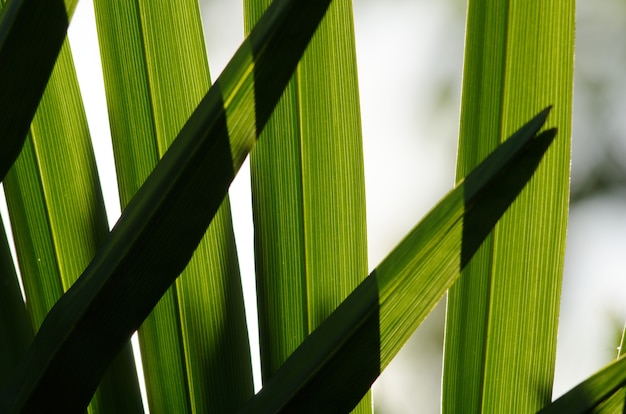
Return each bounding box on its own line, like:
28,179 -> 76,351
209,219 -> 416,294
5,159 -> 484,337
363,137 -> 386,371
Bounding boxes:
244,0 -> 370,411
539,356 -> 626,414
546,313 -> 626,413
443,1 -> 574,412
93,0 -> 252,411
0,0 -> 334,411
576,325 -> 626,413
0,0 -> 80,180
2,34 -> 143,413
239,109 -> 557,413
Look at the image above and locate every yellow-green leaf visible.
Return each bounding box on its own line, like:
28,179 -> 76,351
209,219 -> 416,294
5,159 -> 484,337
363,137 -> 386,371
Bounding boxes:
240,110 -> 556,413
93,0 -> 252,411
443,1 -> 574,412
0,0 -> 334,411
0,0 -> 79,180
539,355 -> 626,414
2,37 -> 143,413
244,0 -> 370,411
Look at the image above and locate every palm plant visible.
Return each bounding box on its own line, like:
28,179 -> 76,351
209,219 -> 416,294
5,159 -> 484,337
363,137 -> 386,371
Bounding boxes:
1,0 -> 625,413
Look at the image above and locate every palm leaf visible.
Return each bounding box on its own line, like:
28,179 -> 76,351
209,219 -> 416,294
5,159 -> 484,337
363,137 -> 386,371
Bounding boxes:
2,34 -> 143,413
443,1 -> 574,412
0,0 -> 79,180
244,0 -> 370,411
239,109 -> 557,413
0,214 -> 32,389
93,0 -> 252,411
0,0 -> 334,411
589,324 -> 626,413
539,355 -> 626,414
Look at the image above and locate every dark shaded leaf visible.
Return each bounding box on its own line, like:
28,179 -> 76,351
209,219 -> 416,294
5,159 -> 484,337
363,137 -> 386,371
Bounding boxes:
0,0 -> 332,411
539,356 -> 626,414
239,109 -> 557,413
0,0 -> 76,180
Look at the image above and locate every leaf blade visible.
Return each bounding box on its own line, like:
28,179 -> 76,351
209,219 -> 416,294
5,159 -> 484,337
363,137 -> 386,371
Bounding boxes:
2,35 -> 143,413
539,356 -> 626,414
0,215 -> 32,390
93,0 -> 253,411
0,0 -> 79,180
443,1 -> 574,412
239,111 -> 557,413
245,1 -> 371,411
0,0 -> 334,411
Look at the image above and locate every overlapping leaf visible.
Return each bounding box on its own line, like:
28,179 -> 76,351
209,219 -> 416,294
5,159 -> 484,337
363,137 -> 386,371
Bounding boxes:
93,0 -> 252,411
443,1 -> 574,412
591,326 -> 626,413
1,4 -> 143,411
548,324 -> 626,413
0,215 -> 32,389
539,355 -> 626,414
0,0 -> 79,180
239,109 -> 557,413
244,0 -> 371,411
0,0 -> 333,411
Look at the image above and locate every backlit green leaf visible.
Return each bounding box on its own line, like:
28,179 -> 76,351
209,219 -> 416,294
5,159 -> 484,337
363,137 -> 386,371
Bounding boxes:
244,0 -> 370,411
443,1 -> 574,412
0,0 -> 78,180
94,0 -> 252,411
0,0 -> 333,411
2,35 -> 143,413
240,109 -> 556,413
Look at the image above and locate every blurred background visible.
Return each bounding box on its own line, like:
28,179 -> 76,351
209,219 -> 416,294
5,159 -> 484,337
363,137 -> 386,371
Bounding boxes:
58,0 -> 626,412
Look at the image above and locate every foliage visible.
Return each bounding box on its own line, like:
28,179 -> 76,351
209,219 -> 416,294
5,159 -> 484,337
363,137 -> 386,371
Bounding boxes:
1,0 -> 623,413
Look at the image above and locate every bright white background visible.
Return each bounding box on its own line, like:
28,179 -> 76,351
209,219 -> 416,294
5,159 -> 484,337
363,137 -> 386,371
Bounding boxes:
7,0 -> 623,412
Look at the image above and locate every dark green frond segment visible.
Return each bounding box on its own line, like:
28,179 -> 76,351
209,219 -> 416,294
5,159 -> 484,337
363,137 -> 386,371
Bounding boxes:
240,111 -> 556,413
0,0 -> 77,180
0,0 -> 333,411
2,38 -> 142,413
539,356 -> 626,414
246,0 -> 370,411
443,1 -> 574,412
0,215 -> 32,390
93,0 -> 252,412
245,0 -> 308,382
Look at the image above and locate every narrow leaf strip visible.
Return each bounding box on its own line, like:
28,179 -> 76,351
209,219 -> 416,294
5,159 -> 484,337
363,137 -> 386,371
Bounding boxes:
244,0 -> 308,382
93,0 -> 252,411
0,0 -> 333,411
0,214 -> 32,389
443,1 -> 574,412
0,0 -> 78,180
244,1 -> 370,411
2,37 -> 143,413
239,110 -> 556,413
589,324 -> 626,413
539,356 -> 626,414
